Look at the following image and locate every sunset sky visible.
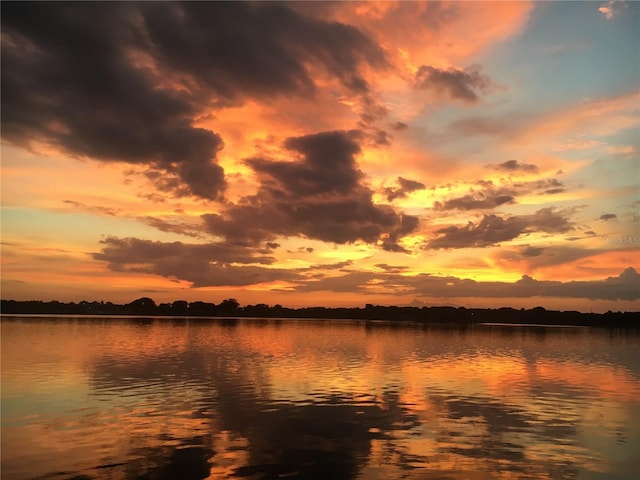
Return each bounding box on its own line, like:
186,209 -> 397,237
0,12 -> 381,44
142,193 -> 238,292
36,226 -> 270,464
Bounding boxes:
1,1 -> 639,312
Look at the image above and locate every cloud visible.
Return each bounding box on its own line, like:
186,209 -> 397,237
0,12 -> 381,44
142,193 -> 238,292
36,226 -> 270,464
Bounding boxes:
1,3 -> 225,200
434,190 -> 515,211
141,2 -> 387,101
520,246 -> 545,257
296,267 -> 640,301
600,213 -> 618,221
491,159 -> 539,173
92,234 -> 640,301
433,177 -> 565,212
415,65 -> 494,103
138,217 -> 204,239
524,178 -> 565,195
383,177 -> 426,201
427,208 -> 573,249
63,200 -> 121,217
92,237 -> 300,287
598,1 -> 626,19
203,131 -> 419,250
94,237 -> 275,267
93,237 -> 365,288
375,264 -> 410,273
1,2 -> 387,201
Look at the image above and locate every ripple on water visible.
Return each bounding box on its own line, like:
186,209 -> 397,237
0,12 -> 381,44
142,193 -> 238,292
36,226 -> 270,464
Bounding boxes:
1,318 -> 639,480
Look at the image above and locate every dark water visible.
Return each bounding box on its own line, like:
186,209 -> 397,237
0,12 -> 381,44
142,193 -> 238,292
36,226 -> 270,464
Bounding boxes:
1,316 -> 639,480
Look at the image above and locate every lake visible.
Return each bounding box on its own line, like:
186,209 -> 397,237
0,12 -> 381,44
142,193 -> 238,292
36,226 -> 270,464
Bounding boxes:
1,316 -> 639,480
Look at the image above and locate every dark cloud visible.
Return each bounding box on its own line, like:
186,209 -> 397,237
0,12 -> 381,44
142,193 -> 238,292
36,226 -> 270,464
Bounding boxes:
434,190 -> 515,211
1,2 -> 225,200
138,217 -> 204,239
517,178 -> 565,194
600,213 -> 617,221
357,96 -> 394,146
93,237 -> 366,288
141,2 -> 387,102
565,232 -> 599,242
434,178 -> 566,212
415,65 -> 493,103
203,131 -> 419,250
92,237 -> 299,287
398,177 -> 426,192
375,264 -> 409,273
384,177 -> 426,201
287,246 -> 315,254
359,96 -> 390,125
1,2 -> 387,201
357,128 -> 393,147
306,260 -> 353,272
427,208 -> 573,249
94,237 -> 275,267
520,246 -> 545,257
391,122 -> 409,131
492,160 -> 539,173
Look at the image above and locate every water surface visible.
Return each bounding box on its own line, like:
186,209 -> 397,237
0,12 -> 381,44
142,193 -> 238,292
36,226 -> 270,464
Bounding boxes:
2,316 -> 639,479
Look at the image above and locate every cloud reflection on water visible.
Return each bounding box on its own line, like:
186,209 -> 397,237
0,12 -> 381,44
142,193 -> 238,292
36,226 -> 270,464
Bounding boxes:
1,318 -> 639,480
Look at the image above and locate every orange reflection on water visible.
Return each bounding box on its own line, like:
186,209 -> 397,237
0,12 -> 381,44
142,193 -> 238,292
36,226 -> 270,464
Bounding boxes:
2,319 -> 639,480
535,359 -> 640,402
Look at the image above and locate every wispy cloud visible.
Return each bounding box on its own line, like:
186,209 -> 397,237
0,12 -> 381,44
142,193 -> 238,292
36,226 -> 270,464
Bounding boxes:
490,160 -> 539,174
414,65 -> 495,104
598,1 -> 626,19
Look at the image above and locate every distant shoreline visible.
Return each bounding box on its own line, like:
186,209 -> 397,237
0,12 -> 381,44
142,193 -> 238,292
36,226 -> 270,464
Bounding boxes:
0,314 -> 602,329
2,298 -> 638,328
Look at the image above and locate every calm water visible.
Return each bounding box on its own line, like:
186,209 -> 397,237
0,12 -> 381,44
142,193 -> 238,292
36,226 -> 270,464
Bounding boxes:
1,316 -> 639,480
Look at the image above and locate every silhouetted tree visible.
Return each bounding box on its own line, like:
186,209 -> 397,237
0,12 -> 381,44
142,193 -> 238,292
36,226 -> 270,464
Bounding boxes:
189,301 -> 217,316
126,297 -> 157,314
171,300 -> 189,315
218,298 -> 239,316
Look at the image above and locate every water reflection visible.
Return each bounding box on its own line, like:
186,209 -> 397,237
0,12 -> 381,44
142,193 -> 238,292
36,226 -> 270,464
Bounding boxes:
1,318 -> 639,479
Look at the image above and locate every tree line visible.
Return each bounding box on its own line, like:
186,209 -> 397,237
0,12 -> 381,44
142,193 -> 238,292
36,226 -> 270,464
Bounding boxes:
1,297 -> 638,327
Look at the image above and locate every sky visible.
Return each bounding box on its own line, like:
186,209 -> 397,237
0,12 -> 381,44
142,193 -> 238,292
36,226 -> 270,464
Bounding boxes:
1,1 -> 639,312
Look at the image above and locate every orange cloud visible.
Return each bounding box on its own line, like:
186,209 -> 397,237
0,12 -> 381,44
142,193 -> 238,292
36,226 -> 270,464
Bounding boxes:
326,1 -> 534,70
